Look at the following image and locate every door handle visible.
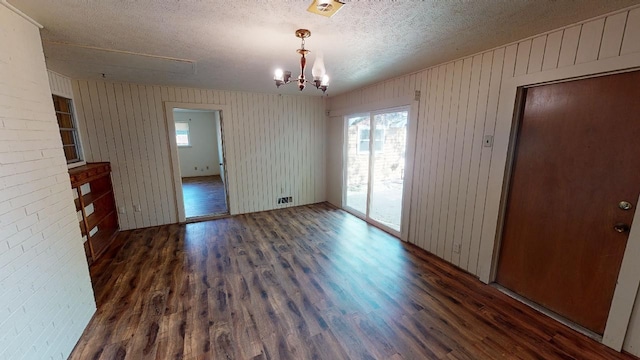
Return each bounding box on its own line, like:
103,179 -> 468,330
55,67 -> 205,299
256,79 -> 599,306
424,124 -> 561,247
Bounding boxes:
619,201 -> 633,210
614,223 -> 630,233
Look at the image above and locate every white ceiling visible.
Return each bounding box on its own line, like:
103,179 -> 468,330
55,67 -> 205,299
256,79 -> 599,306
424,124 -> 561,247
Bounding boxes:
11,0 -> 640,96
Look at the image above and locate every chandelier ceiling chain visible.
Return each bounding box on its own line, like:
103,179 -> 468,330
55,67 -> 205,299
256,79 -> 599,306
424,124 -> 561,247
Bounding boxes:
274,29 -> 329,94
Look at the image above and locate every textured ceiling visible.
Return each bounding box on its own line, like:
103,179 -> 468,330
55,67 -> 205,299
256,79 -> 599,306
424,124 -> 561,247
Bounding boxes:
11,0 -> 640,96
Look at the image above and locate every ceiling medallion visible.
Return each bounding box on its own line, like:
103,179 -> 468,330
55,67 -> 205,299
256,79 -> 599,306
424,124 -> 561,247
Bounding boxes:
273,29 -> 329,94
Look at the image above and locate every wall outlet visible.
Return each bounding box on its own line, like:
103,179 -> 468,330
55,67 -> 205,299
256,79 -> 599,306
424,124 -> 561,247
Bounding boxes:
134,204 -> 141,212
118,206 -> 126,214
195,166 -> 198,170
206,166 -> 209,170
453,243 -> 461,254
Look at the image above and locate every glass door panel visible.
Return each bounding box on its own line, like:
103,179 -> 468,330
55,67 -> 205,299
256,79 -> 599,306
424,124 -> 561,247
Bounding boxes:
345,114 -> 370,215
369,110 -> 408,231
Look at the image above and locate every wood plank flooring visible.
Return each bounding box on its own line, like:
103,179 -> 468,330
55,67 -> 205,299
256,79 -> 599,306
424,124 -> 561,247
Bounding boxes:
182,176 -> 227,218
71,203 -> 637,360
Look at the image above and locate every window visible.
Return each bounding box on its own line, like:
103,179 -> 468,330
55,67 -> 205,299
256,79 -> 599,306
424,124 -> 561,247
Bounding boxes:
52,95 -> 82,164
175,122 -> 191,146
358,127 -> 384,153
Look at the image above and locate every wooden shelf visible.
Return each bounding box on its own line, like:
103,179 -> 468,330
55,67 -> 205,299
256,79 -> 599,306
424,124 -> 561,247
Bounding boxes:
90,227 -> 118,259
75,187 -> 112,211
81,209 -> 116,236
69,162 -> 119,265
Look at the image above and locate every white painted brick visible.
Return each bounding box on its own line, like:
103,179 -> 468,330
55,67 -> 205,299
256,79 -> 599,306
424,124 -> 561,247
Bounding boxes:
14,213 -> 38,231
0,207 -> 26,226
0,6 -> 95,360
21,232 -> 45,253
5,228 -> 30,248
10,188 -> 51,210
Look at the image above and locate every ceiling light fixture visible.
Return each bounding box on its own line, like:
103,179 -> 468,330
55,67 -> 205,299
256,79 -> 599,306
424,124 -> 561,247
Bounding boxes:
307,0 -> 345,18
274,29 -> 329,94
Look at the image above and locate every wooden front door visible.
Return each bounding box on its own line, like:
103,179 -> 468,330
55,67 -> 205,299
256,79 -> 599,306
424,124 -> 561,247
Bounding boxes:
496,70 -> 640,335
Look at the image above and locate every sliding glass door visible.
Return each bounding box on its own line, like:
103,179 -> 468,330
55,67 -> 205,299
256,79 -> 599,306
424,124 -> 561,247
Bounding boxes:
345,113 -> 370,214
344,107 -> 409,235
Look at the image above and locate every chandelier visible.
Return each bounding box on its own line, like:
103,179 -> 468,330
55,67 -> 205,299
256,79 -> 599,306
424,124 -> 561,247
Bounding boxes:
273,29 -> 329,94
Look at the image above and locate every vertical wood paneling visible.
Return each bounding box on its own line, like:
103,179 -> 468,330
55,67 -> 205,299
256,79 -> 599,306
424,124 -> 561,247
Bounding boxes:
328,13 -> 640,350
448,58 -> 473,266
329,8 -> 640,281
599,12 -> 628,59
456,54 -> 483,269
417,69 -> 436,250
47,70 -> 74,98
74,81 -> 326,229
461,52 -> 493,273
108,83 -> 133,230
621,8 -> 640,55
542,31 -> 564,71
327,18 -> 640,357
410,69 -> 432,249
425,65 -> 446,253
527,36 -> 547,74
121,84 -> 145,226
433,62 -> 456,257
76,81 -> 97,161
468,48 -> 504,275
558,25 -> 582,67
441,60 -> 464,262
514,40 -> 531,76
576,18 -> 606,64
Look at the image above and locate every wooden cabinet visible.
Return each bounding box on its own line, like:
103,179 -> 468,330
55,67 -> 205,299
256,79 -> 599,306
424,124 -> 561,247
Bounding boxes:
69,162 -> 119,265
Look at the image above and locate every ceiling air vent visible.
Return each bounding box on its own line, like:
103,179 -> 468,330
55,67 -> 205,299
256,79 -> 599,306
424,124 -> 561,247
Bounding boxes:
307,0 -> 345,18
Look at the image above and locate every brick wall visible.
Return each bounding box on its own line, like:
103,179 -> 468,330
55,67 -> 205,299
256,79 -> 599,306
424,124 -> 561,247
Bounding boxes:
0,6 -> 95,360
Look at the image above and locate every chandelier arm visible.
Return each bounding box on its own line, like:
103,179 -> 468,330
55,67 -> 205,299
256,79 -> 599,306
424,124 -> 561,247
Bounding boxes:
273,29 -> 328,94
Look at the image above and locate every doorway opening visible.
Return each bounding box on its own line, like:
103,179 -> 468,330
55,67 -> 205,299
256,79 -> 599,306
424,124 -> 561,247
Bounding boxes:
174,108 -> 228,218
343,106 -> 409,236
166,104 -> 230,222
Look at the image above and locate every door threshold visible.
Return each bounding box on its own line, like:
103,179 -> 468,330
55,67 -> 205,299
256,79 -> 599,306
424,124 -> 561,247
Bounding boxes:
184,213 -> 230,223
491,284 -> 602,342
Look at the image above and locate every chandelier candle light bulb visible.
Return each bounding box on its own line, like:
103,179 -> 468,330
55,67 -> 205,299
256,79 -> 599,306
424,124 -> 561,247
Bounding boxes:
273,29 -> 329,94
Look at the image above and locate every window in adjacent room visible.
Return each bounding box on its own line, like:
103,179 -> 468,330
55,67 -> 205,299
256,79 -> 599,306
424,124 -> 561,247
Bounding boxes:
175,122 -> 191,147
52,95 -> 83,164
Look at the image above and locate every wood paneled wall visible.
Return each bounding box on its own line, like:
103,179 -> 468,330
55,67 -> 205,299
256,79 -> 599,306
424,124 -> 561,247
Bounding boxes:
329,5 -> 640,353
73,81 -> 326,230
328,8 -> 640,353
48,70 -> 74,98
329,5 -> 640,278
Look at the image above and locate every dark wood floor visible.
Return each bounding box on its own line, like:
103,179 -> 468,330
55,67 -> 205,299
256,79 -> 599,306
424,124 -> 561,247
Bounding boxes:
182,175 -> 227,218
71,203 -> 637,360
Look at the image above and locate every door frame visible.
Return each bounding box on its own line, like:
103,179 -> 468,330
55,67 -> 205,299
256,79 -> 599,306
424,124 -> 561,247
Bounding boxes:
335,95 -> 419,241
478,50 -> 640,350
164,102 -> 231,222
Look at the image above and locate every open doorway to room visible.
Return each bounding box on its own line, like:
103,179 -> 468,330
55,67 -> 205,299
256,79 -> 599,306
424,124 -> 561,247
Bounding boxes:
174,109 -> 228,218
166,103 -> 230,222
